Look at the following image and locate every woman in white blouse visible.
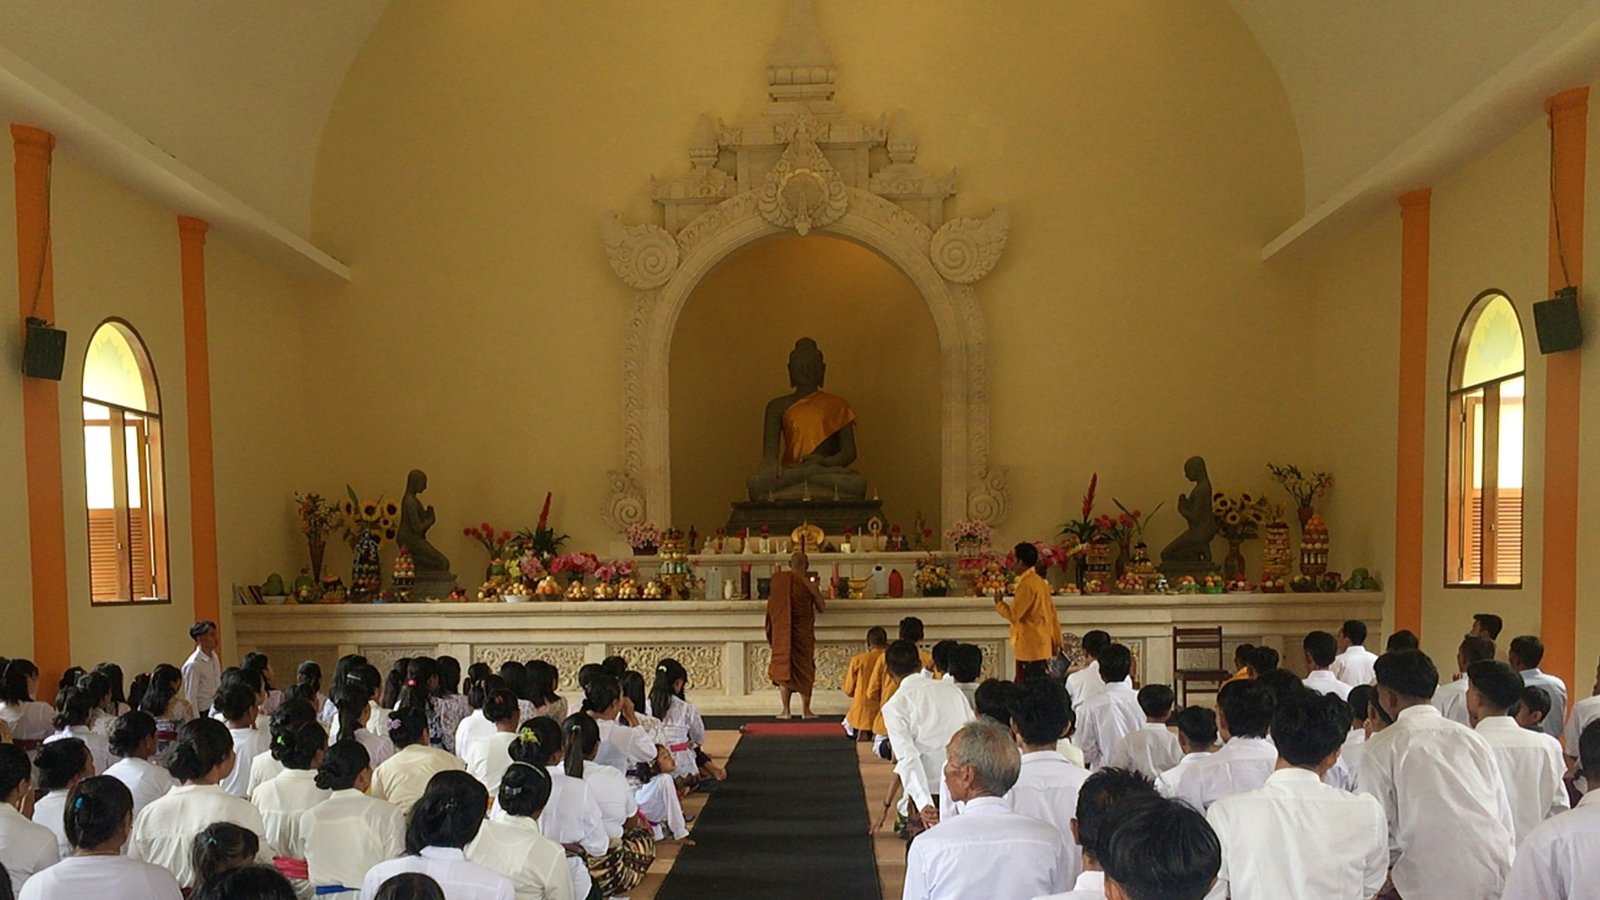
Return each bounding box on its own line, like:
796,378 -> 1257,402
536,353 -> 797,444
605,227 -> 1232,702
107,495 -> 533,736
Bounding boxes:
370,706 -> 464,815
41,686 -> 110,775
506,718 -> 607,900
103,711 -> 175,818
30,738 -> 93,857
250,718 -> 330,890
464,687 -> 521,796
561,714 -> 637,839
134,664 -> 194,765
360,771 -> 514,900
467,761 -> 573,900
16,775 -> 182,900
0,743 -> 58,895
584,678 -> 655,775
645,659 -> 715,780
301,740 -> 405,894
128,717 -> 271,888
0,659 -> 56,747
454,670 -> 503,763
619,671 -> 689,840
331,682 -> 396,772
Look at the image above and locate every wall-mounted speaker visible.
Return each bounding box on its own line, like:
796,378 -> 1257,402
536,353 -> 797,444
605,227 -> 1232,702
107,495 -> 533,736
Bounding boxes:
22,316 -> 66,380
1533,286 -> 1583,355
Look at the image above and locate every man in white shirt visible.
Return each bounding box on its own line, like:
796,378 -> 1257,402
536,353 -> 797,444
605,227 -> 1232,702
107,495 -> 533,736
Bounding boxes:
1033,766 -> 1160,900
182,621 -> 222,718
1206,688 -> 1387,900
1176,680 -> 1277,812
1300,631 -> 1351,700
1106,684 -> 1180,780
904,719 -> 1069,900
1329,619 -> 1378,688
1066,631 -> 1114,709
1563,655 -> 1600,775
1503,718 -> 1600,899
1007,678 -> 1089,886
1510,635 -> 1568,740
1432,635 -> 1495,726
882,640 -> 974,838
1074,644 -> 1143,771
1465,659 -> 1569,843
1098,797 -> 1220,900
1156,707 -> 1217,798
1360,648 -> 1515,900
1324,684 -> 1372,792
1468,611 -> 1504,642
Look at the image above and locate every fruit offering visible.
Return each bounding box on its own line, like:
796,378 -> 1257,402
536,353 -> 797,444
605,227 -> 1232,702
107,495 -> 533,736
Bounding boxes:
1300,514 -> 1330,576
1259,576 -> 1288,593
1058,583 -> 1081,595
1201,574 -> 1226,594
593,582 -> 616,600
1261,517 -> 1292,582
1175,575 -> 1199,594
642,580 -> 665,599
533,576 -> 562,600
1226,577 -> 1254,593
616,579 -> 641,600
319,574 -> 346,602
564,580 -> 590,601
1115,572 -> 1146,594
1084,577 -> 1111,594
1289,575 -> 1317,593
447,587 -> 469,602
392,548 -> 415,590
1318,572 -> 1343,593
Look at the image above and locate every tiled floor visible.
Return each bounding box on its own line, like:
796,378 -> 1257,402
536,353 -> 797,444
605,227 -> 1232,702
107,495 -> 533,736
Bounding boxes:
630,729 -> 741,900
857,739 -> 905,900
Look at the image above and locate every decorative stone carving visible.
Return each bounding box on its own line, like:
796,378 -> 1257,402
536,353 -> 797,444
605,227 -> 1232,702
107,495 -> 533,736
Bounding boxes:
599,0 -> 1013,531
609,644 -> 724,691
473,645 -> 588,690
746,642 -> 856,694
756,121 -> 849,236
360,646 -> 434,678
601,213 -> 679,290
930,209 -> 1011,284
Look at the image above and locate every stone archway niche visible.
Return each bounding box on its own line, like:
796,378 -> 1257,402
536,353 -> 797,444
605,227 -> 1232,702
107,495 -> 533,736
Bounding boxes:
600,0 -> 1010,534
670,234 -> 942,535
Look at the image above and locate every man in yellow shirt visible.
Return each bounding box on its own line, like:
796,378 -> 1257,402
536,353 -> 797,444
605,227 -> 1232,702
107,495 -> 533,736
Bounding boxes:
994,542 -> 1062,682
842,626 -> 888,740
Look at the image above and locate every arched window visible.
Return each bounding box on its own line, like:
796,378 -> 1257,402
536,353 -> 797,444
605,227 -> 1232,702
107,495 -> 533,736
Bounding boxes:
82,320 -> 168,603
1447,291 -> 1524,586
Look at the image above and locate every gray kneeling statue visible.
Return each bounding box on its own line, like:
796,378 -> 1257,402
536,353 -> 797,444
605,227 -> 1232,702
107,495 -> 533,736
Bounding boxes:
398,469 -> 455,592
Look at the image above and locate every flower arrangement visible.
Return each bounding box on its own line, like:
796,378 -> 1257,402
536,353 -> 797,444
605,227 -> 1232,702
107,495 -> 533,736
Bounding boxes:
625,522 -> 662,554
517,492 -> 570,562
1058,474 -> 1102,543
945,520 -> 993,549
464,522 -> 517,560
341,486 -> 398,546
549,552 -> 600,581
295,492 -> 340,542
594,559 -> 635,585
1212,491 -> 1271,541
1266,463 -> 1333,511
914,554 -> 952,593
517,555 -> 547,584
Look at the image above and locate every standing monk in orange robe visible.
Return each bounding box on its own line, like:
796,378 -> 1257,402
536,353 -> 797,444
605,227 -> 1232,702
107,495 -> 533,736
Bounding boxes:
767,548 -> 827,718
994,542 -> 1062,682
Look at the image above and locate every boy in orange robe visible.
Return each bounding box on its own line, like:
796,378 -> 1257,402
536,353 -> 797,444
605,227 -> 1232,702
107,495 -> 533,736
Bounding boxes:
843,626 -> 889,740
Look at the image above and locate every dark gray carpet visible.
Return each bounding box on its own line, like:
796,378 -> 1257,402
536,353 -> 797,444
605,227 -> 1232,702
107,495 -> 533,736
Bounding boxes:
654,730 -> 880,900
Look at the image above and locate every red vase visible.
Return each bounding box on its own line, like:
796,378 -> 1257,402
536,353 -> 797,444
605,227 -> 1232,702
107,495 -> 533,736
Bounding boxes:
888,569 -> 905,598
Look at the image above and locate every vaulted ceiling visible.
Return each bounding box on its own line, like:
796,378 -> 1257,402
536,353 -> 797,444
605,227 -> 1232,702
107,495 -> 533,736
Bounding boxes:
0,0 -> 1594,256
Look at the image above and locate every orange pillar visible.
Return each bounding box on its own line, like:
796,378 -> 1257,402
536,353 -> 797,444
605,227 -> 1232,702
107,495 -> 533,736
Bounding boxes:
177,217 -> 220,629
1395,188 -> 1431,637
1542,87 -> 1586,688
13,124 -> 70,684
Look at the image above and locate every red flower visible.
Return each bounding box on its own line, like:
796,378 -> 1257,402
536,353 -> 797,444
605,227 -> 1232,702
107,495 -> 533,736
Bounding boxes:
500,530 -> 511,541
537,492 -> 552,532
1081,473 -> 1099,521
462,527 -> 472,537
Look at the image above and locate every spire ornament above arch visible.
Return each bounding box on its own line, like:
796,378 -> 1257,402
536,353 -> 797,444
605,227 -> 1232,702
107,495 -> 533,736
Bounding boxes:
598,0 -> 1011,534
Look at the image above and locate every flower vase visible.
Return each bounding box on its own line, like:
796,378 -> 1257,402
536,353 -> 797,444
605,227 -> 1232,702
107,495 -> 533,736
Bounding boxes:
633,544 -> 658,557
1223,538 -> 1246,581
1296,505 -> 1315,531
1073,558 -> 1088,592
308,538 -> 326,582
1114,539 -> 1131,578
922,585 -> 948,598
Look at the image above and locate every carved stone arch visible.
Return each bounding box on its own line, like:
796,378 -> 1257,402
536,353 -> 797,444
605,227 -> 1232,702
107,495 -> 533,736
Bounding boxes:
600,0 -> 1010,534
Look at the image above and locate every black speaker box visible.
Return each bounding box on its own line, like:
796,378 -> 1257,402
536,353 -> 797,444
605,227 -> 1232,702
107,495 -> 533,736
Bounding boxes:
22,317 -> 66,380
1533,287 -> 1584,355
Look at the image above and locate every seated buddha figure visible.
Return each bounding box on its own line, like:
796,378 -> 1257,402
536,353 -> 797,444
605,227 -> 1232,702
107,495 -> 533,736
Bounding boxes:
746,338 -> 869,502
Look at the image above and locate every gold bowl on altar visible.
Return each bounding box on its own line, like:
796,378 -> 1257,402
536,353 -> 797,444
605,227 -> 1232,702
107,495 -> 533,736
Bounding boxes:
847,576 -> 872,599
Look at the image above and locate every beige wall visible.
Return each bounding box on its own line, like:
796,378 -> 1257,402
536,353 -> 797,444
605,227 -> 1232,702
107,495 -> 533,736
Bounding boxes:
0,141 -> 315,676
670,235 -> 941,534
307,0 -> 1327,581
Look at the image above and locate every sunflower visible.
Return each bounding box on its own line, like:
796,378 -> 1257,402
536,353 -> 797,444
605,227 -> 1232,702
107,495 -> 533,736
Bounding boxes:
341,499 -> 356,518
1225,511 -> 1242,526
383,500 -> 399,518
383,526 -> 398,542
361,502 -> 378,519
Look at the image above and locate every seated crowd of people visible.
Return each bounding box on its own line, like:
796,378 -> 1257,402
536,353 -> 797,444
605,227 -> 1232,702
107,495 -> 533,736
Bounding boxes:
844,603 -> 1600,900
0,620 -> 723,900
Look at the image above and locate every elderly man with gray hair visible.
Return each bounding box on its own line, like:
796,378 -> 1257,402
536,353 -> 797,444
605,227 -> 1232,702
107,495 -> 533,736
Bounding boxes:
902,719 -> 1071,900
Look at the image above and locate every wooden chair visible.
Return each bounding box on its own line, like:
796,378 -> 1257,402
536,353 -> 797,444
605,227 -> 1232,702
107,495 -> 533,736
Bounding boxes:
1172,626 -> 1231,706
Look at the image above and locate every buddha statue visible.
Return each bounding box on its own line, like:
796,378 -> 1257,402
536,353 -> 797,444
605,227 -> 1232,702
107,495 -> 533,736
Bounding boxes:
746,338 -> 869,502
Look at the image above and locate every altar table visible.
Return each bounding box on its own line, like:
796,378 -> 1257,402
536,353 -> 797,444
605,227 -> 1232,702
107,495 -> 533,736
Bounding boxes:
233,591 -> 1385,715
